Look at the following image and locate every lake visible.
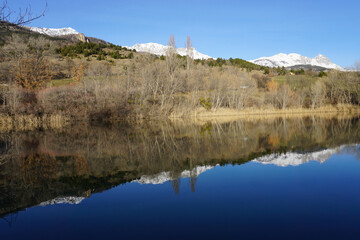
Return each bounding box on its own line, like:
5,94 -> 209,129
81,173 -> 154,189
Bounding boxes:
1,116 -> 360,240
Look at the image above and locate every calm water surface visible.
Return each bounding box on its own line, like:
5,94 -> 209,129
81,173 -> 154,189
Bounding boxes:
1,116 -> 360,239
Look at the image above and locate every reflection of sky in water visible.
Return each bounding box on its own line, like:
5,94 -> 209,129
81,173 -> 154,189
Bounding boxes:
2,145 -> 360,240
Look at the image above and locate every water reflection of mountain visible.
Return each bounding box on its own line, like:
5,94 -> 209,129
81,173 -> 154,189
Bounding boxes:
133,165 -> 215,185
0,116 -> 360,217
253,146 -> 344,167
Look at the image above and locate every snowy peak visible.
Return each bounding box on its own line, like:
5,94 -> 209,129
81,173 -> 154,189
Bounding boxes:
314,54 -> 331,64
132,165 -> 215,185
252,145 -> 351,167
38,196 -> 85,206
130,42 -> 167,56
25,26 -> 80,37
177,47 -> 212,60
126,42 -> 212,60
250,53 -> 344,70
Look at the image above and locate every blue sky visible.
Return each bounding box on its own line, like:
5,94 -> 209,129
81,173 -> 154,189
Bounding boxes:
8,0 -> 360,67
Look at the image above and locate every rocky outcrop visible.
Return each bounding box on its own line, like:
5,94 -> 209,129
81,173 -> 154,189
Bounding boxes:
75,33 -> 89,43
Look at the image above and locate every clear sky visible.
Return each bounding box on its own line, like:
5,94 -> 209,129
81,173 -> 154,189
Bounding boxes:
8,0 -> 360,67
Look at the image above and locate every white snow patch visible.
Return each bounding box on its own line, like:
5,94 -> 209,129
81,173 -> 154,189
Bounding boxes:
126,42 -> 212,60
133,165 -> 215,185
25,26 -> 80,37
252,146 -> 348,167
249,53 -> 344,70
39,196 -> 85,206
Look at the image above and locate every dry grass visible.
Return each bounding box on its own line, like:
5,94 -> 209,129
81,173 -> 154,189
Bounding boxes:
169,104 -> 360,121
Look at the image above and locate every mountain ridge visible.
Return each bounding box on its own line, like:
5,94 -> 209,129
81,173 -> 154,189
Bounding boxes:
23,26 -> 344,69
250,53 -> 344,70
126,42 -> 213,60
24,26 -> 212,59
25,26 -> 80,36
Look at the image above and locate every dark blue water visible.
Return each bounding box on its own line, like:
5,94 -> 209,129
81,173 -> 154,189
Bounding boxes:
1,147 -> 360,240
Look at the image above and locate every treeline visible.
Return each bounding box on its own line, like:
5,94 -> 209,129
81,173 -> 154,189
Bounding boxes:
192,57 -> 268,72
229,58 -> 267,72
55,42 -> 135,60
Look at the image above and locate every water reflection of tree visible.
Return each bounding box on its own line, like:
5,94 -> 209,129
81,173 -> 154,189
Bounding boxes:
20,153 -> 56,184
3,117 -> 360,175
1,116 -> 360,216
190,176 -> 197,193
1,212 -> 18,228
170,178 -> 181,195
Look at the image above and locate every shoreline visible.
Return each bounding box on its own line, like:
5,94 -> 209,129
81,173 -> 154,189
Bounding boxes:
170,104 -> 360,119
1,104 -> 360,132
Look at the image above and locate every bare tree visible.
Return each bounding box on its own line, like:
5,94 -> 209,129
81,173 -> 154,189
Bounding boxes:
186,36 -> 193,71
311,81 -> 326,108
1,36 -> 53,88
0,0 -> 47,26
1,35 -> 28,67
295,88 -> 308,108
355,60 -> 360,71
326,71 -> 355,104
14,58 -> 52,90
166,34 -> 177,78
276,84 -> 293,109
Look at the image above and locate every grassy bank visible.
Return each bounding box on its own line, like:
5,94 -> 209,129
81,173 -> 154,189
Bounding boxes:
1,104 -> 359,132
170,105 -> 360,126
170,104 -> 360,119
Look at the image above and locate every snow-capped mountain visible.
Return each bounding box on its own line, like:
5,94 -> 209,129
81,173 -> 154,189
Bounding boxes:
39,196 -> 85,206
126,42 -> 212,60
250,53 -> 344,70
25,26 -> 80,37
132,165 -> 215,185
252,146 -> 350,167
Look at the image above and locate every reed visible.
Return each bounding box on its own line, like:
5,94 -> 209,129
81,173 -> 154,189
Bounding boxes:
0,114 -> 69,132
169,104 -> 360,120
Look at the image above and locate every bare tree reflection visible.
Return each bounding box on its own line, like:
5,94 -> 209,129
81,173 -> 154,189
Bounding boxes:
170,178 -> 181,195
0,115 -> 360,216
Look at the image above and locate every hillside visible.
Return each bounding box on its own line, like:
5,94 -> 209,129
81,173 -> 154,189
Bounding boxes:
0,23 -> 138,82
286,64 -> 329,72
0,24 -> 264,83
1,22 -> 359,127
0,22 -> 108,46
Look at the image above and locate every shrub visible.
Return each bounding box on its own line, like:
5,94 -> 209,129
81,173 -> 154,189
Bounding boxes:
252,73 -> 271,89
14,58 -> 52,90
199,97 -> 211,110
319,71 -> 327,77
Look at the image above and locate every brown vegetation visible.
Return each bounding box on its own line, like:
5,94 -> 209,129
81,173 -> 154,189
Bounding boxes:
14,57 -> 52,89
1,34 -> 360,129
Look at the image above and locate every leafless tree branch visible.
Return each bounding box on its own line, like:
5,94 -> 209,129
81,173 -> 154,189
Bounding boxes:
0,0 -> 47,26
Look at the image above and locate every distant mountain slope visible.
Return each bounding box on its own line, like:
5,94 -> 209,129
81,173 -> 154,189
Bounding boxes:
250,53 -> 344,70
253,147 -> 343,167
126,42 -> 212,60
132,165 -> 215,185
22,26 -> 108,45
286,65 -> 329,72
23,27 -> 212,59
24,26 -> 80,37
